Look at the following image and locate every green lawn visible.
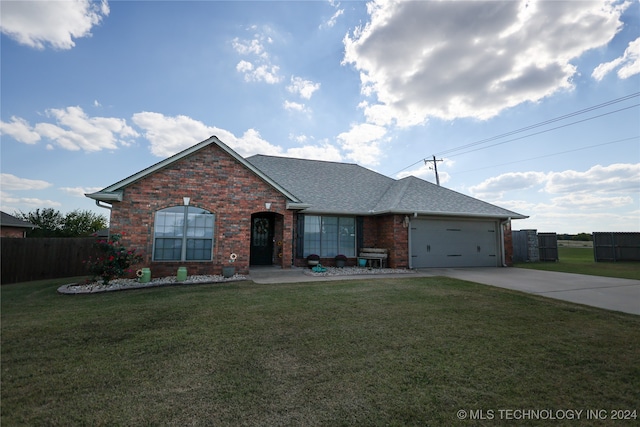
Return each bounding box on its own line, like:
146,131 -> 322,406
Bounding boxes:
515,247 -> 640,280
2,277 -> 639,426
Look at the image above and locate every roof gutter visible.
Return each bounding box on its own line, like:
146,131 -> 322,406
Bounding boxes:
286,202 -> 313,210
85,191 -> 123,203
302,208 -> 528,219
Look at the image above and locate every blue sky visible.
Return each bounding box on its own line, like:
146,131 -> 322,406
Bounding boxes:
1,0 -> 639,234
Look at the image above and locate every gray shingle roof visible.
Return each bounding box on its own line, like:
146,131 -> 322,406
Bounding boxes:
0,211 -> 37,228
247,155 -> 526,219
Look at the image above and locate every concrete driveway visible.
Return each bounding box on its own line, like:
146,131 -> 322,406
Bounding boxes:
424,268 -> 640,315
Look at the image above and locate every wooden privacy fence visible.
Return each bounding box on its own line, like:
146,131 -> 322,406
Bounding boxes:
593,232 -> 640,262
537,232 -> 559,262
1,237 -> 100,284
512,230 -> 558,262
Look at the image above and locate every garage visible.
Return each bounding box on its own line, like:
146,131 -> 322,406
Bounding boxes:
410,218 -> 500,268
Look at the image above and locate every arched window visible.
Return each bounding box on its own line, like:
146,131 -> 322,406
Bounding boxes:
153,206 -> 214,261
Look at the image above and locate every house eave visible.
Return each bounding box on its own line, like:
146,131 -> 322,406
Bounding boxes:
85,191 -> 123,202
373,209 -> 528,220
298,207 -> 528,219
286,202 -> 313,210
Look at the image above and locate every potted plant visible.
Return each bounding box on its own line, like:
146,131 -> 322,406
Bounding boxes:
335,254 -> 347,268
307,254 -> 320,268
222,252 -> 237,278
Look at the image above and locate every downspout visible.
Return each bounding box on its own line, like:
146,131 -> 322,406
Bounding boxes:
499,217 -> 511,267
95,200 -> 112,211
95,200 -> 113,239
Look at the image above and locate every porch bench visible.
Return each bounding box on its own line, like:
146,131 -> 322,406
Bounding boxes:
358,248 -> 388,268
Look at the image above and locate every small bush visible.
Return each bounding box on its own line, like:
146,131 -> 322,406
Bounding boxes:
85,234 -> 143,285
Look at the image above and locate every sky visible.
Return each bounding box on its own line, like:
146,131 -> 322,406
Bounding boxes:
1,0 -> 639,234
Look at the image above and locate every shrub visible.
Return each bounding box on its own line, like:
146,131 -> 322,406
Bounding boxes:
85,234 -> 144,285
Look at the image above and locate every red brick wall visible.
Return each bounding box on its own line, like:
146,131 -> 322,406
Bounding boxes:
503,220 -> 513,267
372,215 -> 409,268
108,143 -> 293,277
1,227 -> 26,238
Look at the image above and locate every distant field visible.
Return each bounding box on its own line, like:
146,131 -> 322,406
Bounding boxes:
516,246 -> 640,280
557,239 -> 593,248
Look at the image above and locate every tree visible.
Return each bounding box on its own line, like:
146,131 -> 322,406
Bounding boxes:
62,210 -> 108,237
573,233 -> 592,242
16,208 -> 64,237
16,208 -> 108,237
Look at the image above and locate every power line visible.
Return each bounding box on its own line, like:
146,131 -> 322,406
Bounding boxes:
435,92 -> 639,157
392,92 -> 640,175
444,103 -> 639,159
452,136 -> 639,175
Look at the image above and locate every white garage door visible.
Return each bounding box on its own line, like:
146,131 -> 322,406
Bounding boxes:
410,218 -> 499,268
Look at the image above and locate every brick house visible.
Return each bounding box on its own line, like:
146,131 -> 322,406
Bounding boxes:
0,211 -> 36,238
86,136 -> 526,277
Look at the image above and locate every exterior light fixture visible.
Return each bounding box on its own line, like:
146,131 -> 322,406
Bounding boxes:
265,202 -> 272,210
183,197 -> 190,206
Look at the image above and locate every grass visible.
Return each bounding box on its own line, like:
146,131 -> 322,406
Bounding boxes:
515,247 -> 640,280
2,276 -> 640,426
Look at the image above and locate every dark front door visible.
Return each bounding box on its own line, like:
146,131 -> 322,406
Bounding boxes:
250,214 -> 274,265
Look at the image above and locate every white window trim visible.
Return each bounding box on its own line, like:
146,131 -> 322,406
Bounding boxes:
152,206 -> 215,262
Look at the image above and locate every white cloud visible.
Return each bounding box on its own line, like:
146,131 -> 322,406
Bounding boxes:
285,143 -> 343,162
2,107 -> 138,152
469,164 -> 640,201
231,36 -> 268,57
516,210 -> 640,234
592,37 -> 640,81
545,163 -> 640,194
132,112 -> 346,163
283,100 -> 307,112
131,112 -> 282,158
236,60 -> 254,73
255,65 -> 282,84
133,112 -> 350,161
470,171 -> 547,199
321,0 -> 344,29
233,28 -> 282,84
0,0 -> 109,50
0,194 -> 62,212
359,102 -> 393,127
287,76 -> 320,100
468,164 -> 640,232
60,186 -> 102,198
336,123 -> 387,166
343,0 -> 629,122
550,193 -> 633,209
236,62 -> 281,84
1,173 -> 52,191
0,116 -> 41,144
0,189 -> 62,215
31,107 -> 139,152
289,133 -> 308,144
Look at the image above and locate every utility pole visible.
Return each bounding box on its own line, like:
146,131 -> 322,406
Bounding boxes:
424,155 -> 443,186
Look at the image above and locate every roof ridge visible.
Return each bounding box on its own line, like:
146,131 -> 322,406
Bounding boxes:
373,176 -> 411,211
248,153 -> 359,166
